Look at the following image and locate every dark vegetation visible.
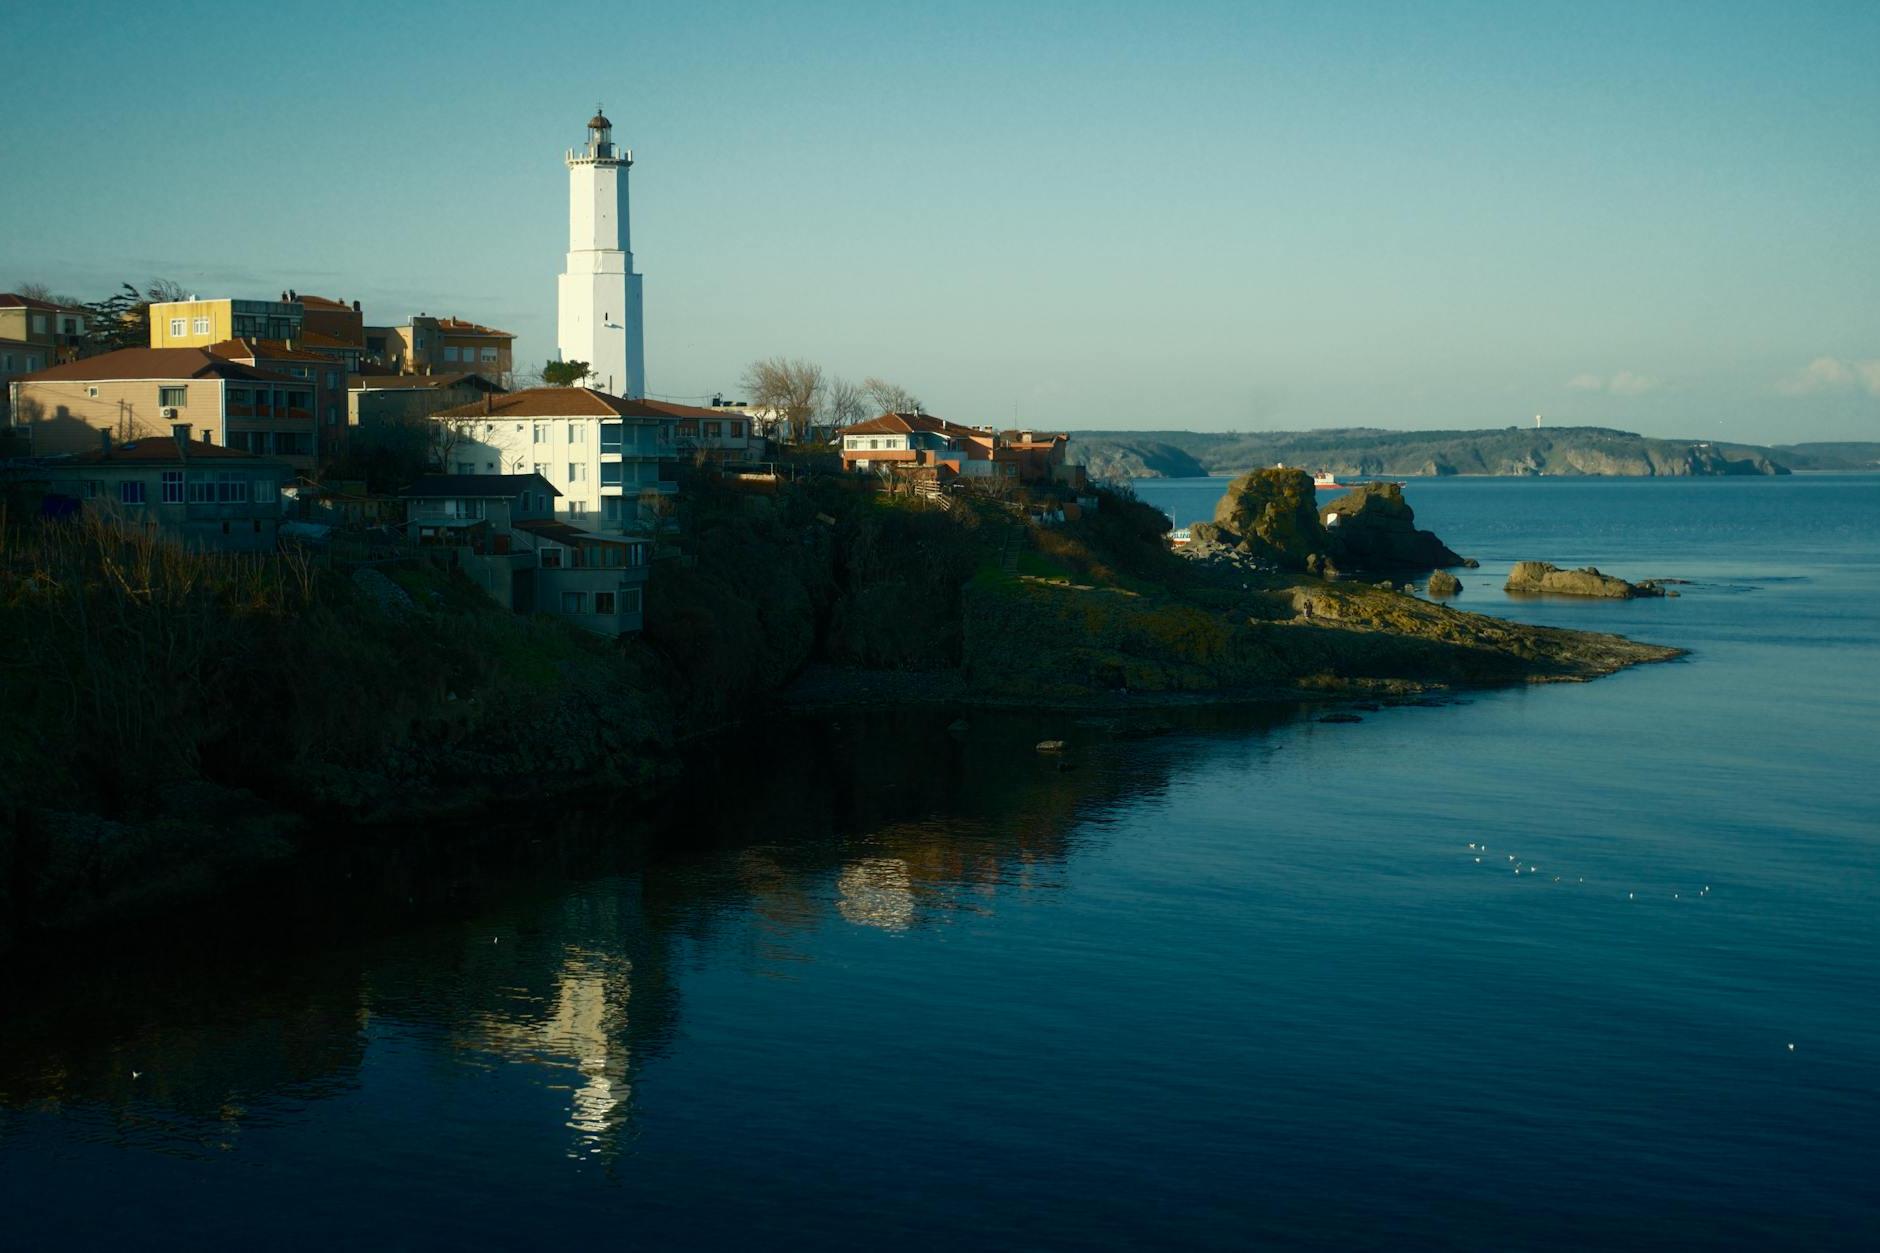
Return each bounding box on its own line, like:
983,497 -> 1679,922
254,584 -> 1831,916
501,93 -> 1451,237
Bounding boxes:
0,466 -> 1677,942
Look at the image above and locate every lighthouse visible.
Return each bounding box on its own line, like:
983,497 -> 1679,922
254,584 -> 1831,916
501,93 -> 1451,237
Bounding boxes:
557,107 -> 644,398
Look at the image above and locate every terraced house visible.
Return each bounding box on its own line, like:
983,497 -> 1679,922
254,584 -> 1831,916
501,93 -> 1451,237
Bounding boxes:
22,429 -> 292,552
7,348 -> 317,471
430,387 -> 675,535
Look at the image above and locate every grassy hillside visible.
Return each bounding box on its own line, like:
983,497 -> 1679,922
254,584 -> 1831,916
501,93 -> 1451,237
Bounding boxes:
1071,425 -> 1792,479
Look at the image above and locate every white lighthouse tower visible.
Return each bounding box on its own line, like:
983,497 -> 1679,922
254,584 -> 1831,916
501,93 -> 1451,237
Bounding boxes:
557,107 -> 644,398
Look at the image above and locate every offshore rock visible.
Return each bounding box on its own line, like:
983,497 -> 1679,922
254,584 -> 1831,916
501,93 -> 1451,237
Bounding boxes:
1504,561 -> 1667,599
1428,570 -> 1463,596
1319,482 -> 1465,572
1212,467 -> 1325,571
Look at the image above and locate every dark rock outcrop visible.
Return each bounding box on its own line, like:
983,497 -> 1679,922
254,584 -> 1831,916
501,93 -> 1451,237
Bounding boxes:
1504,561 -> 1667,599
1205,470 -> 1465,576
1210,468 -> 1326,571
1320,482 -> 1464,571
1428,570 -> 1462,597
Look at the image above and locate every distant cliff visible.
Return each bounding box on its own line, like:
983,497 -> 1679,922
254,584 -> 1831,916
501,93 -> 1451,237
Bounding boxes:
1072,426 -> 1793,479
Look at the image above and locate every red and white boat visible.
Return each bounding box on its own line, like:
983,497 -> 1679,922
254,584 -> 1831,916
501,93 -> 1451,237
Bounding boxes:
1313,470 -> 1344,490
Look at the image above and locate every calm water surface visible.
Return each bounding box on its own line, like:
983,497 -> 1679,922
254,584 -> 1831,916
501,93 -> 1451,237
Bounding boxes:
4,476 -> 1877,1249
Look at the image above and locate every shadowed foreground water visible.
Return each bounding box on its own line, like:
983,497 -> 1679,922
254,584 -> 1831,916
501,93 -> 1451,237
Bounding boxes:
3,476 -> 1877,1249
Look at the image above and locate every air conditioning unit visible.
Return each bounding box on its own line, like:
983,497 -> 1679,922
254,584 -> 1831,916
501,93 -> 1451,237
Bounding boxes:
160,406 -> 180,419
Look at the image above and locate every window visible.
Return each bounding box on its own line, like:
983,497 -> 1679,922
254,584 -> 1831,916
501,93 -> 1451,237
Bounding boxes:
254,479 -> 278,504
532,462 -> 548,478
1,354 -> 10,370
229,388 -> 250,404
560,591 -> 587,615
455,461 -> 475,475
86,386 -> 99,398
480,347 -> 497,362
600,422 -> 622,449
601,463 -> 622,486
162,471 -> 183,503
168,318 -> 186,337
61,318 -> 77,334
595,591 -> 617,615
26,354 -> 38,370
705,421 -> 722,439
214,472 -> 249,503
325,371 -> 338,388
533,422 -> 548,444
622,587 -> 643,614
443,346 -> 460,363
569,423 -> 585,443
870,438 -> 881,450
192,316 -> 211,335
568,501 -> 587,518
484,461 -> 496,472
730,421 -> 744,437
159,386 -> 187,408
292,367 -> 310,379
415,335 -> 426,349
540,547 -> 563,569
119,481 -> 147,505
568,462 -> 586,482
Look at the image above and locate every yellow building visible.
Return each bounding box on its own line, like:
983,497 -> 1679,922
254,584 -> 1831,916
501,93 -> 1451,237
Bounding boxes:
148,297 -> 304,348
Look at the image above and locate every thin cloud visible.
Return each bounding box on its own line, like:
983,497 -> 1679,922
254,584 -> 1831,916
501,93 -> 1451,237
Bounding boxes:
1776,356 -> 1880,397
1566,370 -> 1663,395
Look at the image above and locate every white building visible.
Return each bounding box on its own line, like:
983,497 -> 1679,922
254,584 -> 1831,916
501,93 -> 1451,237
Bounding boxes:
557,108 -> 645,399
432,387 -> 675,535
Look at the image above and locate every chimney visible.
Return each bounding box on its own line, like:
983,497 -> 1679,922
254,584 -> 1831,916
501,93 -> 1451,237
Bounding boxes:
173,423 -> 192,457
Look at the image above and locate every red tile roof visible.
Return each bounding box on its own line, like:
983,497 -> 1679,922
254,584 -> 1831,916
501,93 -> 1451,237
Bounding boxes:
61,436 -> 283,466
432,387 -> 675,420
433,317 -> 514,339
18,347 -> 305,384
844,411 -> 985,438
206,337 -> 338,364
638,398 -> 744,421
0,293 -> 68,311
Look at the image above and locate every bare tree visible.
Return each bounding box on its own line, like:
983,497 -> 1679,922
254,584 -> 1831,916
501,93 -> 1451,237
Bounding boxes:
741,357 -> 824,444
145,278 -> 190,304
862,376 -> 923,417
820,376 -> 867,433
15,280 -> 81,307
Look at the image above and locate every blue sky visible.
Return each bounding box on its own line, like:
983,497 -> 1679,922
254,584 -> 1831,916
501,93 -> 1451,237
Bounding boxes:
5,0 -> 1877,441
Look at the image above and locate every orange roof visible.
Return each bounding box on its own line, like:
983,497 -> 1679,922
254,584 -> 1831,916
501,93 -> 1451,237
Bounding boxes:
845,411 -> 984,438
637,398 -> 743,421
433,317 -> 513,339
19,347 -> 303,384
432,387 -> 674,420
206,337 -> 336,364
60,436 -> 284,466
295,294 -> 351,309
0,292 -> 76,311
349,371 -> 495,391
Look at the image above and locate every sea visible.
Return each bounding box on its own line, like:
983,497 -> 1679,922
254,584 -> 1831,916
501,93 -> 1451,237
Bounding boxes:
2,475 -> 1877,1250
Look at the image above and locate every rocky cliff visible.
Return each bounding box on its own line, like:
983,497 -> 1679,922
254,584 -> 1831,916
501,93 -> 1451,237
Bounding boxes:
1072,425 -> 1793,479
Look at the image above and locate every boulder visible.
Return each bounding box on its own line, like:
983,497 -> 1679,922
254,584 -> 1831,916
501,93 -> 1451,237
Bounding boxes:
1212,467 -> 1327,571
1428,570 -> 1463,597
1317,482 -> 1464,572
1504,561 -> 1667,599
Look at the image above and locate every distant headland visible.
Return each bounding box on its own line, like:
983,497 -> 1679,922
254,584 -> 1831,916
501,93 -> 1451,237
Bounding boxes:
1069,425 -> 1880,480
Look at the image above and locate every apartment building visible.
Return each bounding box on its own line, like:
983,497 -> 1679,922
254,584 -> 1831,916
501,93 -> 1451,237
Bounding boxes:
9,348 -> 317,470
24,427 -> 292,552
430,388 -> 675,535
369,315 -> 514,386
401,472 -> 650,635
208,337 -> 350,459
0,293 -> 86,364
